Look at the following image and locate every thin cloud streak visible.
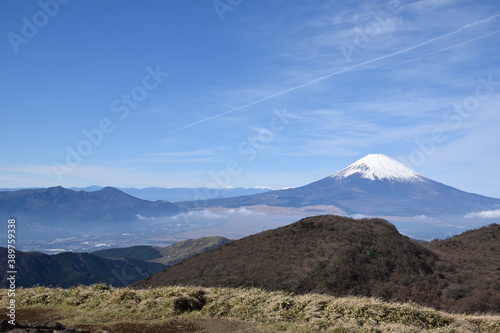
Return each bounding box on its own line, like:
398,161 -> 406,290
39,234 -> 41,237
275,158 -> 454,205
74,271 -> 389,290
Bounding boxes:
171,12 -> 500,133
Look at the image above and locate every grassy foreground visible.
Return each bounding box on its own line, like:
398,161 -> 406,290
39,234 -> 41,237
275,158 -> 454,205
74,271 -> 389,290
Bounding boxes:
1,285 -> 499,333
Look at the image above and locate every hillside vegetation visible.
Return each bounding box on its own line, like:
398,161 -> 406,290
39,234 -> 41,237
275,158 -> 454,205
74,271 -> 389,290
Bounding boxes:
0,237 -> 232,290
93,236 -> 231,266
152,236 -> 233,266
0,248 -> 166,288
2,285 -> 499,333
93,245 -> 164,262
423,223 -> 500,313
132,215 -> 500,314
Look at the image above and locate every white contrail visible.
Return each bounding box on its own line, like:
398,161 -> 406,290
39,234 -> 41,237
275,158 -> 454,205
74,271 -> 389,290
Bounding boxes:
171,13 -> 500,133
359,29 -> 500,80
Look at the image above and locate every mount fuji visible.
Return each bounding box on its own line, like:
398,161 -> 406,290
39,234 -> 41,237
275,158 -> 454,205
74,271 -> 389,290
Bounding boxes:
182,154 -> 500,219
332,153 -> 423,182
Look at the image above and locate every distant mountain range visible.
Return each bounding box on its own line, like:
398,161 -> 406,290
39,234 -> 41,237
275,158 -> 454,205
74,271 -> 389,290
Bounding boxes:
1,154 -> 499,244
115,186 -> 271,202
178,154 -> 500,218
0,186 -> 180,229
132,215 -> 500,314
0,185 -> 273,202
3,154 -> 499,221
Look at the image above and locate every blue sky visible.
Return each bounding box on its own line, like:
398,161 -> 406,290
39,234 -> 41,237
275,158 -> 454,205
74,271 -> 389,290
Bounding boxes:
1,0 -> 500,198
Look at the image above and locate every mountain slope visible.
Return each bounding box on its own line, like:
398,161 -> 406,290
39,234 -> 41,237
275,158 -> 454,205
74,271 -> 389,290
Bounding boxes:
92,245 -> 164,262
178,154 -> 500,217
423,223 -> 500,313
93,236 -> 232,266
131,215 -> 448,309
150,236 -> 232,266
0,247 -> 167,288
0,186 -> 180,226
131,216 -> 500,313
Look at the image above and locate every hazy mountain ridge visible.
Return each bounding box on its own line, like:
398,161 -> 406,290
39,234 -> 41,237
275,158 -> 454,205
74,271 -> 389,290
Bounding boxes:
0,237 -> 232,289
0,247 -> 167,288
0,185 -> 273,202
93,236 -> 232,266
117,186 -> 273,202
92,245 -> 164,262
0,186 -> 180,229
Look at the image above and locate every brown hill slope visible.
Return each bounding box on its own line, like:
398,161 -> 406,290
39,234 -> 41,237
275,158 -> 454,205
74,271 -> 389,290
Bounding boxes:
92,236 -> 232,266
423,223 -> 500,313
151,236 -> 232,266
131,215 -> 449,309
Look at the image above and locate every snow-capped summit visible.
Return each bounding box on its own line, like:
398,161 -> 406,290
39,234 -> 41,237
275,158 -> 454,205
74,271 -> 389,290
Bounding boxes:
331,154 -> 423,182
252,186 -> 274,190
180,153 -> 500,219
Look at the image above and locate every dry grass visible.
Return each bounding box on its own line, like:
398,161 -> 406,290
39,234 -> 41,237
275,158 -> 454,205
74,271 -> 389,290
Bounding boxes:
1,285 -> 499,333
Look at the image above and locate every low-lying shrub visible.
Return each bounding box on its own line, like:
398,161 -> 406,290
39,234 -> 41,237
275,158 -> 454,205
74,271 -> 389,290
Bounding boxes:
2,285 -> 499,332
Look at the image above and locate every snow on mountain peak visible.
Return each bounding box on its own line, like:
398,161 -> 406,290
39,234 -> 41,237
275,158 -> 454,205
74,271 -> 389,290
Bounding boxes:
331,154 -> 423,182
252,186 -> 274,190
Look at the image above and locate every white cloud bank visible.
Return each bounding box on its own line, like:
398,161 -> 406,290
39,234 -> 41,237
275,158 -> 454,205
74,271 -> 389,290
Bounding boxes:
136,208 -> 266,223
464,209 -> 500,219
